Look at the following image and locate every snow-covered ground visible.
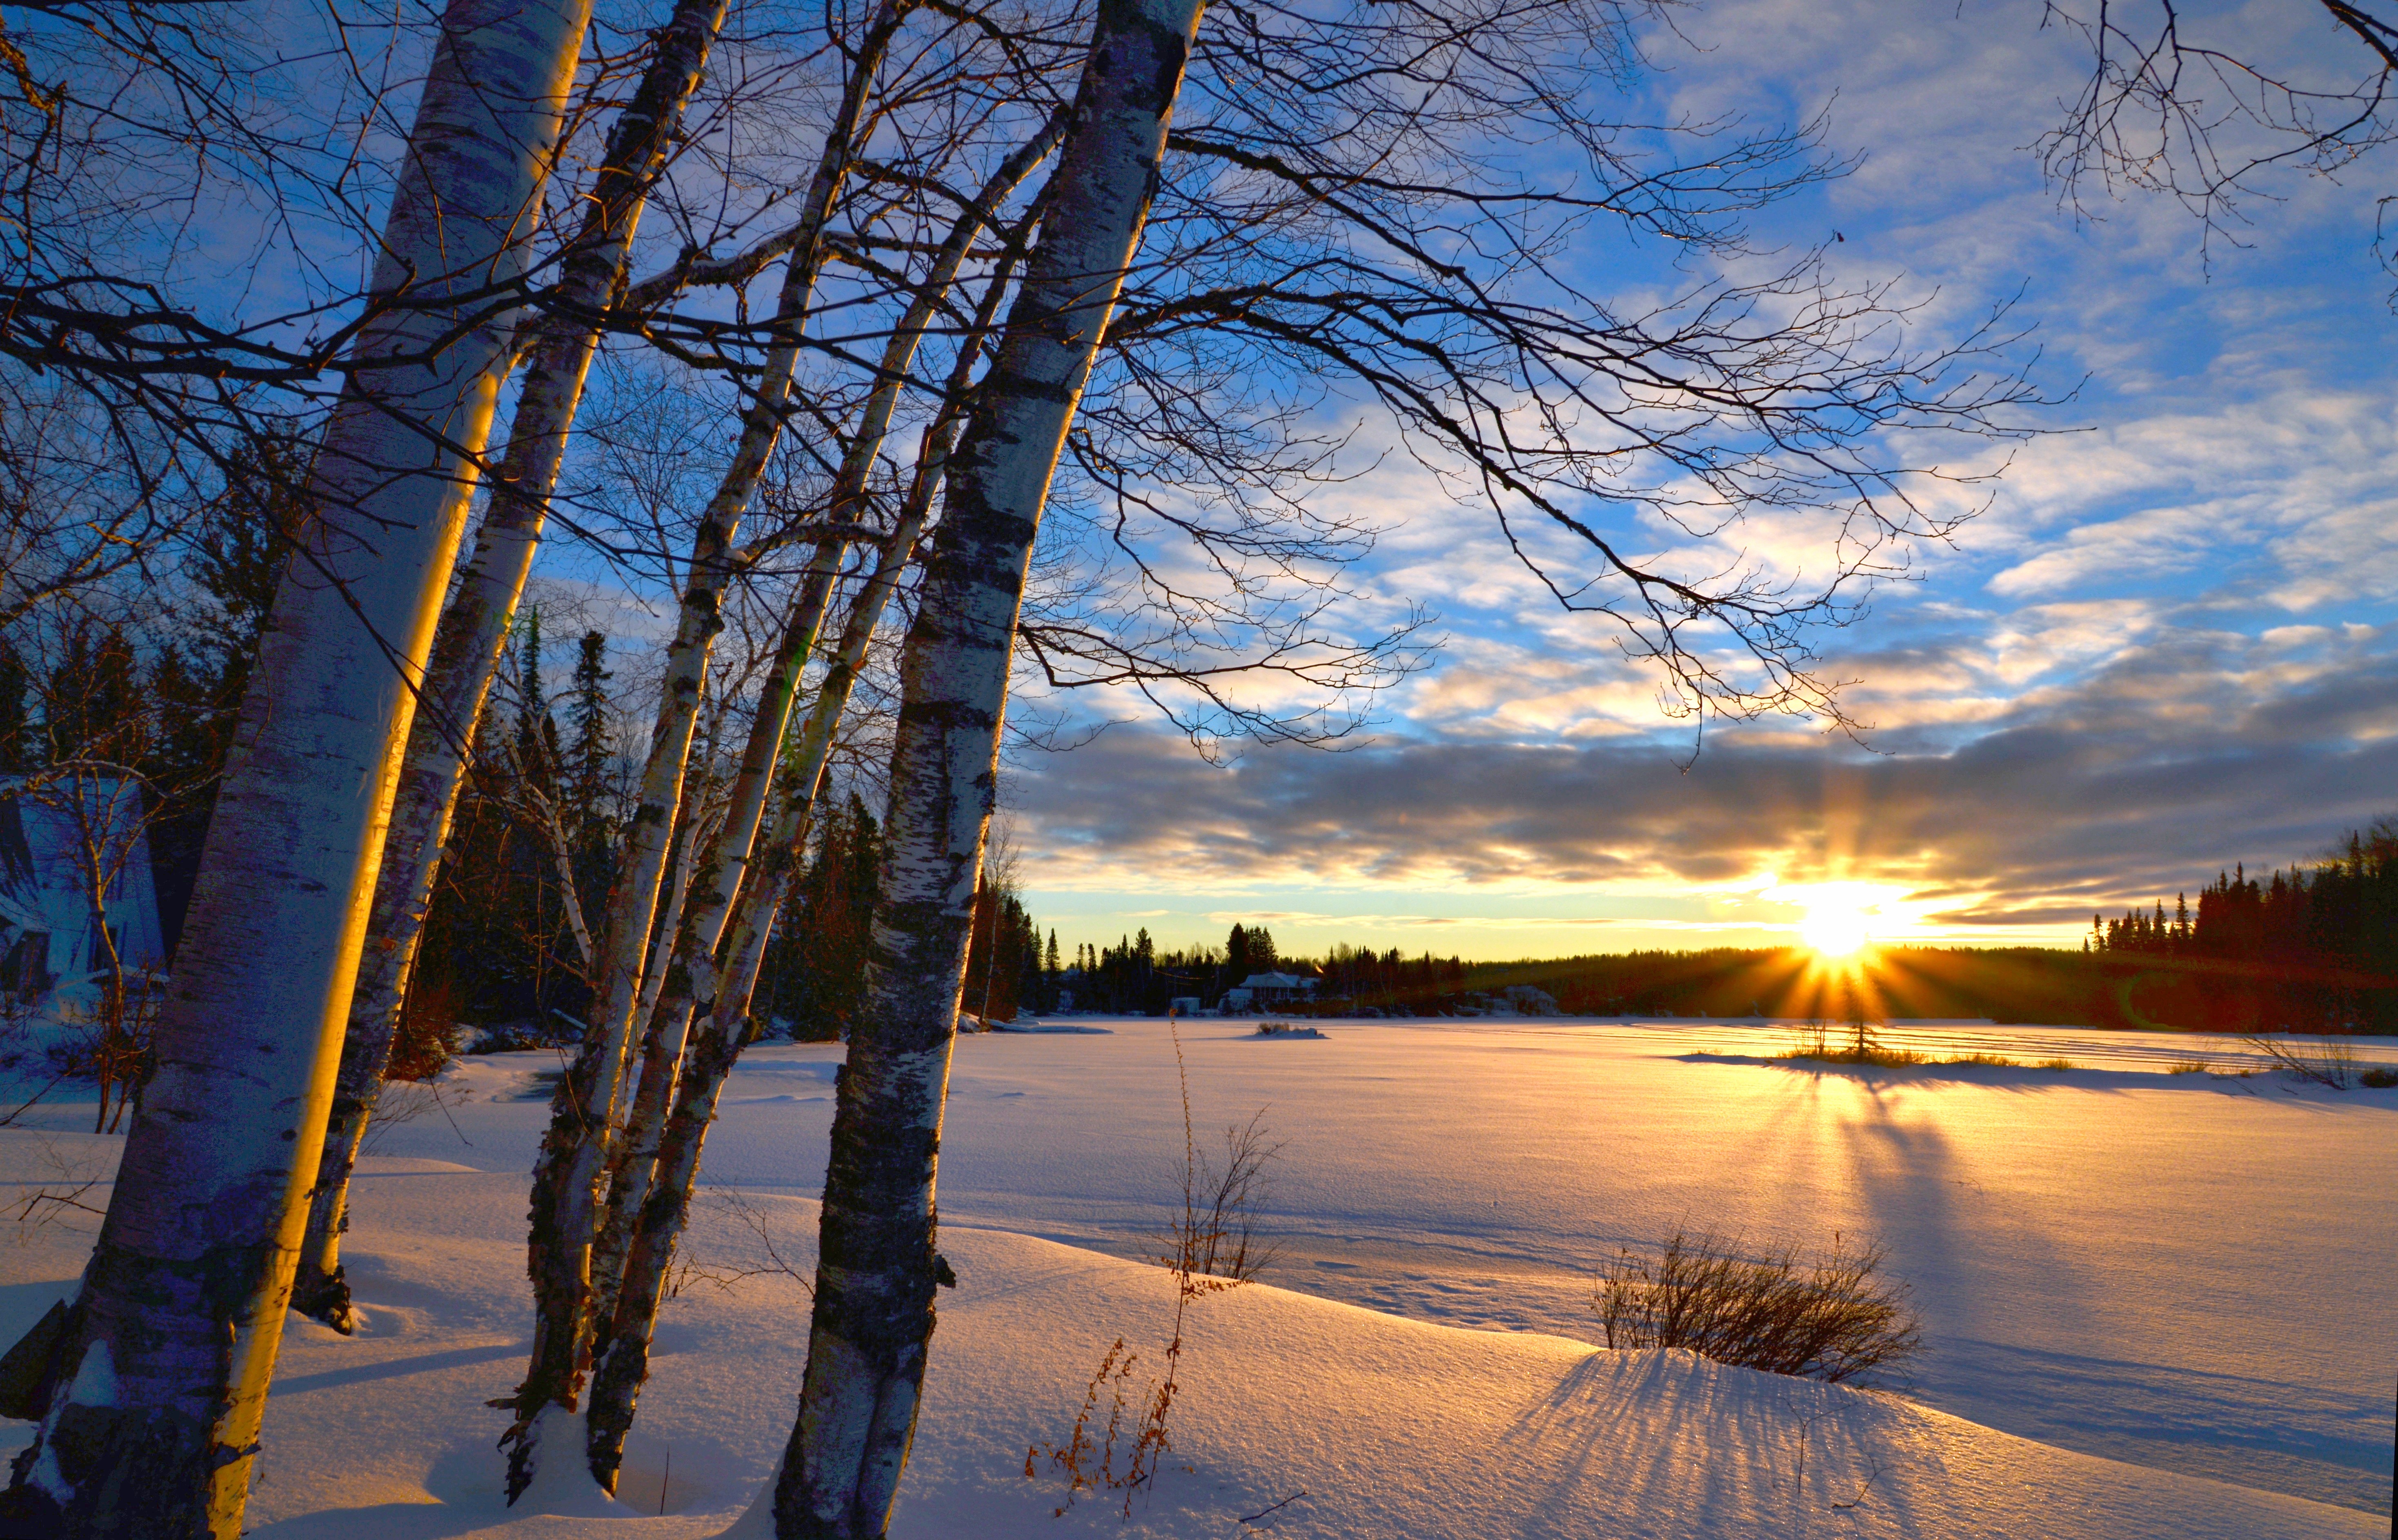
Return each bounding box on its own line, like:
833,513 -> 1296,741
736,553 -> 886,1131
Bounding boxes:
0,1016 -> 2387,1536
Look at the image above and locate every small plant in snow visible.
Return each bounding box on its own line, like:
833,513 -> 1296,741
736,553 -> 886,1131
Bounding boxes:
2165,1059 -> 2209,1075
1029,1023 -> 1278,1517
2242,1033 -> 2360,1089
2362,1066 -> 2398,1088
1594,1231 -> 1921,1386
1780,1022 -> 1926,1070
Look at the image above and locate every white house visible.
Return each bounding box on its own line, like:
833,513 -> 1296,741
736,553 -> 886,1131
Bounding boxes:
0,776 -> 168,996
1219,971 -> 1318,1013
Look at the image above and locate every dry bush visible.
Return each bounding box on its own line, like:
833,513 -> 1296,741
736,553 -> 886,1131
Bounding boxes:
1944,1052 -> 2017,1067
2035,1057 -> 2078,1072
1030,1024 -> 1277,1518
1151,1109 -> 1281,1285
1780,1036 -> 1928,1071
387,968 -> 465,1081
2242,1033 -> 2358,1090
2362,1066 -> 2398,1089
1594,1231 -> 1921,1386
2165,1059 -> 2210,1075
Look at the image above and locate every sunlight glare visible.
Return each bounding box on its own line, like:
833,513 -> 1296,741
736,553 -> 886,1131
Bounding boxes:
1800,904 -> 1871,957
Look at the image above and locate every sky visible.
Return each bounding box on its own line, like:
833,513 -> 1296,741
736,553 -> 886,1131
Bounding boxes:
1004,0 -> 2398,963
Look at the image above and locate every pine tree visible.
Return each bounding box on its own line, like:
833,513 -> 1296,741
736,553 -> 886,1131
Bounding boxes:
566,631 -> 612,833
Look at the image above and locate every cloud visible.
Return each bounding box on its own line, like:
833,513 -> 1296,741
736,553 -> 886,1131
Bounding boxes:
1010,622 -> 2398,938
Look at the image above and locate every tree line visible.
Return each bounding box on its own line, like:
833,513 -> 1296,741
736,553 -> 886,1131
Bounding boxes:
2085,818 -> 2398,1032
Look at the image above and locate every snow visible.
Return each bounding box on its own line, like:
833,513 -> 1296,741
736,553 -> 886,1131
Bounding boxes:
0,1016 -> 2387,1536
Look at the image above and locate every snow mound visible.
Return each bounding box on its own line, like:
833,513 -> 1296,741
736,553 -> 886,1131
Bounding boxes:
80,1163 -> 2353,1540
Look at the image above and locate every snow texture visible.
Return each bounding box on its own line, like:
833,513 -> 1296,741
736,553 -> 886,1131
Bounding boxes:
0,1016 -> 2385,1536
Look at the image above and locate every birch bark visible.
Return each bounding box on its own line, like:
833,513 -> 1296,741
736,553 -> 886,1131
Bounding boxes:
504,3 -> 912,1492
776,6 -> 1205,1531
0,0 -> 587,1531
585,540 -> 845,1341
581,170 -> 1043,1486
583,111 -> 1063,1367
291,0 -> 735,1336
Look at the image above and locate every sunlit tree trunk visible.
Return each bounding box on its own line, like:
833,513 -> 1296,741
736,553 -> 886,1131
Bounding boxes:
0,0 -> 587,1531
773,6 -> 1204,1532
503,2 -> 913,1496
291,0 -> 735,1336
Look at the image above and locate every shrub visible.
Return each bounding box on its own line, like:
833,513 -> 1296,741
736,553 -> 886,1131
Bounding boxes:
2165,1059 -> 2209,1075
2362,1066 -> 2398,1089
1593,1231 -> 1921,1386
1030,1023 -> 1276,1519
2035,1057 -> 2077,1071
1780,1018 -> 1925,1068
2242,1033 -> 2358,1090
388,967 -> 465,1081
1944,1052 -> 2017,1067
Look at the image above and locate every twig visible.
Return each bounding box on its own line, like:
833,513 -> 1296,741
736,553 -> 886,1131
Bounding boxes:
1237,1490 -> 1308,1526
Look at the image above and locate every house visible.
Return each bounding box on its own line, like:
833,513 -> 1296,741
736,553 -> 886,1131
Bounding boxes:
0,776 -> 168,997
1219,971 -> 1317,1013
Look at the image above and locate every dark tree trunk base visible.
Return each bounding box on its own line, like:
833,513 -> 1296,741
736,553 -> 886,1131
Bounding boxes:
289,1262 -> 356,1335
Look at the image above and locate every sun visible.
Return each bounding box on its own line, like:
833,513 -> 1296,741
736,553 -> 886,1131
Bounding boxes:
1800,902 -> 1872,958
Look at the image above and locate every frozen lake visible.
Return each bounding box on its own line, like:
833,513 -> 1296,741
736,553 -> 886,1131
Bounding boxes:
692,1016 -> 2398,1516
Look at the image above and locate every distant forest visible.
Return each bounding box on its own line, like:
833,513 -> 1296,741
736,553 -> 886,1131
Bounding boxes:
1051,818 -> 2398,1033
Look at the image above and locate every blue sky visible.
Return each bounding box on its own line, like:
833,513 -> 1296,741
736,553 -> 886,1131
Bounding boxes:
1003,0 -> 2398,962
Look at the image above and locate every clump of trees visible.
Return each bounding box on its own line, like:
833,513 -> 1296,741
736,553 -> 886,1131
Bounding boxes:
2088,819 -> 2398,1032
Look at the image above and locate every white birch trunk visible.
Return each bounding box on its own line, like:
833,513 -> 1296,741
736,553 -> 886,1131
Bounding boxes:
774,9 -> 1205,1531
581,113 -> 1063,1389
291,0 -> 734,1336
585,542 -> 843,1342
0,0 -> 588,1531
582,122 -> 1057,1487
582,291 -> 999,1495
505,2 -> 912,1493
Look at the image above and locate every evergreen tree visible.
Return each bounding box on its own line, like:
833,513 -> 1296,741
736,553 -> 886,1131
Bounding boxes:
756,793 -> 883,1040
566,631 -> 612,834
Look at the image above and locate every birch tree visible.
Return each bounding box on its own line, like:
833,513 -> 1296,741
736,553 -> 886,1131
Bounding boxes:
582,137 -> 1046,1490
292,0 -> 739,1336
739,0 -> 2043,1530
0,0 -> 589,1529
773,3 -> 1209,1532
501,2 -> 915,1490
